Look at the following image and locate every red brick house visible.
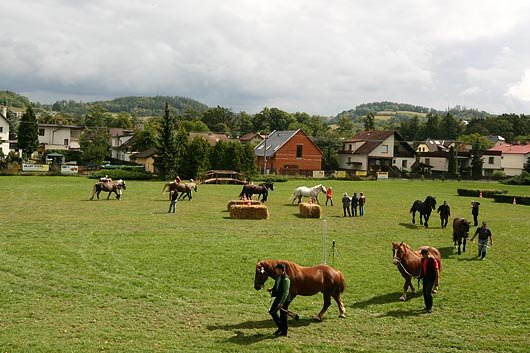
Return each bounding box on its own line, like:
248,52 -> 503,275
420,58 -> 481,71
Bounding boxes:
254,129 -> 323,176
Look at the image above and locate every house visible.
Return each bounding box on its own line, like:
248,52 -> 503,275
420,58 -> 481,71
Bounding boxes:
38,123 -> 84,151
239,132 -> 264,145
487,143 -> 530,176
109,128 -> 136,162
337,130 -> 416,173
254,129 -> 323,176
416,138 -> 455,153
0,105 -> 9,155
130,147 -> 157,173
188,132 -> 230,146
482,150 -> 503,177
416,150 -> 471,174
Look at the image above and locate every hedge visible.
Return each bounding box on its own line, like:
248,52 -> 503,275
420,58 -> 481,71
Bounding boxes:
90,169 -> 154,180
493,195 -> 530,205
457,189 -> 507,198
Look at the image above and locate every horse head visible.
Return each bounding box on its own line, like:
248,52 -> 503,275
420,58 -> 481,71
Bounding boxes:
254,261 -> 270,290
266,182 -> 274,191
426,196 -> 436,209
460,218 -> 470,235
392,242 -> 406,265
118,179 -> 126,190
319,184 -> 327,193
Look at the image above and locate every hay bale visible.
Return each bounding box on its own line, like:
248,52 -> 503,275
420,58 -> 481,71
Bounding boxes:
227,199 -> 261,211
299,202 -> 322,218
229,204 -> 269,219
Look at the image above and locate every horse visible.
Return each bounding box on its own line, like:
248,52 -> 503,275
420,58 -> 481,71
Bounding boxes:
162,181 -> 198,200
290,184 -> 327,204
453,217 -> 471,255
239,181 -> 274,202
410,196 -> 437,228
90,179 -> 126,201
392,242 -> 442,301
254,259 -> 346,320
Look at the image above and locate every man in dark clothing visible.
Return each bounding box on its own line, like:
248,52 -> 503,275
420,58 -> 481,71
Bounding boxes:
437,200 -> 451,228
471,201 -> 480,226
342,193 -> 351,217
268,263 -> 291,336
351,192 -> 359,216
419,248 -> 440,313
470,221 -> 493,260
359,192 -> 366,216
168,190 -> 178,213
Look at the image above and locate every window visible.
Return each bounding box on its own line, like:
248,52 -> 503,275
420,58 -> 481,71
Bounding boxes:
381,145 -> 388,153
64,139 -> 69,146
296,144 -> 303,158
39,128 -> 45,136
0,127 -> 3,132
348,157 -> 351,164
425,158 -> 430,165
488,157 -> 494,164
348,144 -> 352,151
402,160 -> 407,168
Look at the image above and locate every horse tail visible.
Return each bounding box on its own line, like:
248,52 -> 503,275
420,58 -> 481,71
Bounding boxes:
90,183 -> 98,200
239,186 -> 245,199
336,269 -> 346,294
162,183 -> 169,193
409,202 -> 416,213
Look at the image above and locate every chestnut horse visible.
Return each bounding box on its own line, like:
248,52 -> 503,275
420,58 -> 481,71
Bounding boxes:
254,259 -> 346,320
453,217 -> 471,255
392,242 -> 442,301
162,181 -> 198,200
90,179 -> 126,200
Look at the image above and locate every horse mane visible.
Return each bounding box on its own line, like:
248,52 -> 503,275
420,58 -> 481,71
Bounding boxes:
259,259 -> 302,277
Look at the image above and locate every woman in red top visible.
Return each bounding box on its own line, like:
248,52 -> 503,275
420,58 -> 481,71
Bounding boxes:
325,187 -> 333,206
420,248 -> 440,313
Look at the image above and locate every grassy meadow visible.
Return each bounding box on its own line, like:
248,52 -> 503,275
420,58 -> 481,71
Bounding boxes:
1,176 -> 529,353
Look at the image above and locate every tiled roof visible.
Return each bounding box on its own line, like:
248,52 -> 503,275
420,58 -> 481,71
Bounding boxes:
131,147 -> 157,159
254,130 -> 299,158
489,144 -> 530,154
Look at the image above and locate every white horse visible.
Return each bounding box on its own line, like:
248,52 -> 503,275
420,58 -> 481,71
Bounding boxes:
290,184 -> 327,204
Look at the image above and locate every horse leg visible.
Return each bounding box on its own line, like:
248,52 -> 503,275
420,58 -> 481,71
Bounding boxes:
424,216 -> 429,228
412,211 -> 416,224
419,213 -> 423,226
400,277 -> 411,301
316,292 -> 332,321
463,237 -> 467,253
315,195 -> 320,205
458,238 -> 462,255
332,291 -> 346,318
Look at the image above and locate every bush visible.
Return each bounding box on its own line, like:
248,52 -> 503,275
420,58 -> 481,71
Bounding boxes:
501,171 -> 530,185
492,170 -> 506,180
90,169 -> 154,180
457,189 -> 508,198
493,195 -> 530,205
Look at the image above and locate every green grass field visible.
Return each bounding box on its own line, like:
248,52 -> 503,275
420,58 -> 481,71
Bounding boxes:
1,176 -> 529,353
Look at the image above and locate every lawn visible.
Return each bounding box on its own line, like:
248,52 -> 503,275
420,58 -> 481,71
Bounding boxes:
1,176 -> 529,353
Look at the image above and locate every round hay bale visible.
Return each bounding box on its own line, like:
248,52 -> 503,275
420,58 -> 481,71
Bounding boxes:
229,204 -> 269,219
299,202 -> 322,218
227,199 -> 261,211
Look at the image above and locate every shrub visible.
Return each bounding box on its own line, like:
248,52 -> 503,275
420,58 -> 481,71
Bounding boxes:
493,195 -> 530,205
457,189 -> 508,198
90,169 -> 154,180
501,171 -> 530,185
492,170 -> 506,180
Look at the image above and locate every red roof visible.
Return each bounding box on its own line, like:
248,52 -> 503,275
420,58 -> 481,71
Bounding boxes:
489,144 -> 530,154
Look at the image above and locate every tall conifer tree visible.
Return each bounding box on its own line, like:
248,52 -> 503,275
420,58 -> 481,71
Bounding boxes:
17,105 -> 39,160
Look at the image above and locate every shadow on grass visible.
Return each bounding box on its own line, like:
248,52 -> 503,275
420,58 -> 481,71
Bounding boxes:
438,246 -> 457,259
352,292 -> 420,309
208,318 -> 313,344
398,222 -> 422,229
379,308 -> 426,318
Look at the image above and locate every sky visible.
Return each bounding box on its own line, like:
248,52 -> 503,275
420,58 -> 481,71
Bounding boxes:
2,0 -> 530,117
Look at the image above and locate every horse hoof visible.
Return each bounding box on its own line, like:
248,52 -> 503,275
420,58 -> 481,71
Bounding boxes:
339,314 -> 346,318
399,296 -> 406,301
313,315 -> 322,321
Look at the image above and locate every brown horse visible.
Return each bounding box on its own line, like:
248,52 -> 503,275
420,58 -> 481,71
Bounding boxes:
90,179 -> 126,200
392,242 -> 442,301
453,217 -> 471,255
162,181 -> 198,200
254,259 -> 346,320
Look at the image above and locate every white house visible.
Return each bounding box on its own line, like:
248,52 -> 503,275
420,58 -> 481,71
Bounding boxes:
338,130 -> 416,173
38,124 -> 84,150
487,144 -> 530,176
109,128 -> 135,162
0,105 -> 10,155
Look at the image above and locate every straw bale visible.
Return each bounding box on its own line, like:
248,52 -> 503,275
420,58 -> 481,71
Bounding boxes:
227,199 -> 261,211
299,202 -> 322,218
229,204 -> 269,219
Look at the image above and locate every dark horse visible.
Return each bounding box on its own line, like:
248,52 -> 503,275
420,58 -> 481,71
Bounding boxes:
453,217 -> 471,255
392,242 -> 442,301
162,181 -> 198,200
239,181 -> 274,202
254,259 -> 346,320
410,196 -> 437,228
90,179 -> 126,200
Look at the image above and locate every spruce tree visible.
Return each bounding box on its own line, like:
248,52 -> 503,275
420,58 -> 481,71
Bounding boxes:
155,103 -> 179,179
17,105 -> 39,160
470,140 -> 483,178
447,146 -> 458,177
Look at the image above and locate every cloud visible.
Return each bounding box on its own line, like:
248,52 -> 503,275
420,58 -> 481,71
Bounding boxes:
506,69 -> 530,102
2,0 -> 530,115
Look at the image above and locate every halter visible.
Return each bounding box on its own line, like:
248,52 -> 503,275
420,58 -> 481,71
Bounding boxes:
393,246 -> 419,279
